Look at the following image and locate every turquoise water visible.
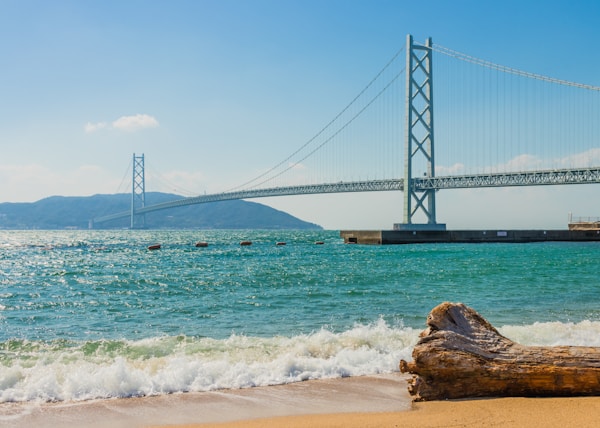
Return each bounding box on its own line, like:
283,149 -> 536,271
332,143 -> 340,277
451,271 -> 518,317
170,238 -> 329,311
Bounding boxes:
1,230 -> 600,402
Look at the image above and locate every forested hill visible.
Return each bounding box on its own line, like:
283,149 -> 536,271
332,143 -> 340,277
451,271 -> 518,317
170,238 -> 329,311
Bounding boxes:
0,193 -> 322,230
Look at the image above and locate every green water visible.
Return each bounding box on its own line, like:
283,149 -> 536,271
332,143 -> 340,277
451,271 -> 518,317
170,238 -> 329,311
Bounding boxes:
1,230 -> 599,402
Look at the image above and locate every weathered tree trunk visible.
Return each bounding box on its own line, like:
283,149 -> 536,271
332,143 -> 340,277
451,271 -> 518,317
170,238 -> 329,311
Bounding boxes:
399,302 -> 600,401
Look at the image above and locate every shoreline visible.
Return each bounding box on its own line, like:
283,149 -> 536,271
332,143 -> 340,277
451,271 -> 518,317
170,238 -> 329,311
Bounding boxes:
0,374 -> 410,428
3,373 -> 600,427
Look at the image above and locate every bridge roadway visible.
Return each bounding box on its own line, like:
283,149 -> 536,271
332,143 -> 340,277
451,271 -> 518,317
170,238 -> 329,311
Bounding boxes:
92,167 -> 600,225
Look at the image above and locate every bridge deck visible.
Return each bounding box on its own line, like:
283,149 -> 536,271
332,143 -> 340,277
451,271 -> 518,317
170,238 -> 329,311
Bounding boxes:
92,167 -> 600,227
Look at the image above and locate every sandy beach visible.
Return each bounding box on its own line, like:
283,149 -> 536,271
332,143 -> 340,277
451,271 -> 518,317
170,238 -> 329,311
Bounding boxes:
176,396 -> 600,428
3,373 -> 600,428
0,374 -> 408,428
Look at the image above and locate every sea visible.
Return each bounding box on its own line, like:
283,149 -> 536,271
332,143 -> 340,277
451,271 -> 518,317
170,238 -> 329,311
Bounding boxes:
1,229 -> 600,404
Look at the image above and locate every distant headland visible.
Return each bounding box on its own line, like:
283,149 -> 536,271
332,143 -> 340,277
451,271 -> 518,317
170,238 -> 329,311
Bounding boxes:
0,193 -> 322,230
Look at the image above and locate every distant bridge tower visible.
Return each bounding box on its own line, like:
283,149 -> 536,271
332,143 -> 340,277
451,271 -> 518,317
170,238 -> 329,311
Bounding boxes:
395,35 -> 445,231
131,153 -> 146,229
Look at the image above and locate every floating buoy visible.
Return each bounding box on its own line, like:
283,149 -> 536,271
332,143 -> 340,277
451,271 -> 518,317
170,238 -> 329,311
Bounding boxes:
240,241 -> 252,246
314,241 -> 324,245
148,244 -> 161,250
276,242 -> 286,246
195,241 -> 208,247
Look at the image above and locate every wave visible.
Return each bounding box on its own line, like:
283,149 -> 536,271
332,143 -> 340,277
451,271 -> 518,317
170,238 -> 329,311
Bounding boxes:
3,318 -> 600,404
0,319 -> 418,403
499,319 -> 600,347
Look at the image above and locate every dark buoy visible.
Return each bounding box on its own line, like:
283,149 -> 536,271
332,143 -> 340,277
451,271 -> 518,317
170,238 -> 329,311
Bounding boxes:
195,241 -> 208,247
240,241 -> 252,246
148,244 -> 161,250
276,242 -> 286,246
314,241 -> 324,245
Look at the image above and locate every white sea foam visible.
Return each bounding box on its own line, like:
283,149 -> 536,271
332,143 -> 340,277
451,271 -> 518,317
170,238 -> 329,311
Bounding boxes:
499,320 -> 600,347
4,318 -> 600,404
0,320 -> 419,403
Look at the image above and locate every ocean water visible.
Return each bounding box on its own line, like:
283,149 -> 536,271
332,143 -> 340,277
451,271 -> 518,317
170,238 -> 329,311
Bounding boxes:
1,229 -> 600,403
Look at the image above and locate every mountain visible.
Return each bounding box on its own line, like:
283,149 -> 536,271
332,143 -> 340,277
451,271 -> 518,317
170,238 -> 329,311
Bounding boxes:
0,193 -> 322,230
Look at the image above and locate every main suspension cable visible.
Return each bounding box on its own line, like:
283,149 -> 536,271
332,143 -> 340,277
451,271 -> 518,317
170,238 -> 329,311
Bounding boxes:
225,45 -> 407,192
432,44 -> 600,91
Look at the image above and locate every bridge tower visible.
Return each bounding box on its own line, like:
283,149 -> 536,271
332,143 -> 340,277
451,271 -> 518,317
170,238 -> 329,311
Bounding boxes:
131,153 -> 146,229
395,35 -> 446,231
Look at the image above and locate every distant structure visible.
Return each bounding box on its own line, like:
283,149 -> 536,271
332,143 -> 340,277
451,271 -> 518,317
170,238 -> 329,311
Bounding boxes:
568,213 -> 600,231
131,153 -> 146,229
90,35 -> 600,232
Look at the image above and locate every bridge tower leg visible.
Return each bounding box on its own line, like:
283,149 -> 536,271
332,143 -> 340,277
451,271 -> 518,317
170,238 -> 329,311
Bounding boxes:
395,35 -> 446,231
131,153 -> 146,229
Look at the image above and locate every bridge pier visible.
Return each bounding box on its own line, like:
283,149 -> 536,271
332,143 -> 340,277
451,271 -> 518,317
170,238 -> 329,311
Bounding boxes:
392,222 -> 446,231
341,229 -> 600,245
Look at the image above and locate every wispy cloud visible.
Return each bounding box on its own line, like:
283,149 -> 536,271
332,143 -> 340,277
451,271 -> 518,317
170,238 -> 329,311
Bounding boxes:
288,162 -> 306,170
85,114 -> 159,133
0,163 -> 120,202
112,114 -> 159,131
497,154 -> 543,171
84,122 -> 108,133
557,148 -> 600,168
438,149 -> 600,176
436,163 -> 465,175
492,149 -> 600,172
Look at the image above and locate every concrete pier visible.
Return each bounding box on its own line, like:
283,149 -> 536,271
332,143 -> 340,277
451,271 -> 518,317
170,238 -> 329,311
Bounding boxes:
340,229 -> 600,245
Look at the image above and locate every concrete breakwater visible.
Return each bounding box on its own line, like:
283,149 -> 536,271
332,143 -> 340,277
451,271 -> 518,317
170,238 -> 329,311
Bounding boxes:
340,229 -> 600,245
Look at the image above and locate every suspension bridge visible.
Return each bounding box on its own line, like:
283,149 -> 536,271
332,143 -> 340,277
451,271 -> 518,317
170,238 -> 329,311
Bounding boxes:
91,34 -> 600,232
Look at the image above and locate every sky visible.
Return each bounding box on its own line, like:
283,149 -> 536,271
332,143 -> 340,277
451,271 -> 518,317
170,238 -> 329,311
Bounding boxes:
1,0 -> 600,230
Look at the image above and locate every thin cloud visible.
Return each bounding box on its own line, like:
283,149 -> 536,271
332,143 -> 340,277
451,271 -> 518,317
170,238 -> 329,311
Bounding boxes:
557,148 -> 600,168
498,154 -> 543,171
0,163 -> 120,202
112,114 -> 159,131
288,162 -> 306,170
84,122 -> 108,133
84,114 -> 159,133
491,149 -> 600,172
436,163 -> 465,175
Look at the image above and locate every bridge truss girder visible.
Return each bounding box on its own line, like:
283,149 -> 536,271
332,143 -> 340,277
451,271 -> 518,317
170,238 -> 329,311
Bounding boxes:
92,179 -> 405,224
416,168 -> 600,190
91,168 -> 600,226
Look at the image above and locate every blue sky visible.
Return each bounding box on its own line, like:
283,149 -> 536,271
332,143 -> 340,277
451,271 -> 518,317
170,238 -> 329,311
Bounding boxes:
1,0 -> 599,229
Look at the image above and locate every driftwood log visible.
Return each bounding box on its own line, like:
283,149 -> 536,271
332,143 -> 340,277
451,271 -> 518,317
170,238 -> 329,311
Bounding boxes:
399,302 -> 600,401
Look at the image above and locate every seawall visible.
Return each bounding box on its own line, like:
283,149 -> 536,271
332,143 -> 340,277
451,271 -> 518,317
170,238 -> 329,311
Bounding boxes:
340,229 -> 600,245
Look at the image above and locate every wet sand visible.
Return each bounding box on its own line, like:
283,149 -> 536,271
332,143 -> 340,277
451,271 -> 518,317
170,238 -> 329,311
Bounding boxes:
0,374 -> 410,428
4,373 -> 600,428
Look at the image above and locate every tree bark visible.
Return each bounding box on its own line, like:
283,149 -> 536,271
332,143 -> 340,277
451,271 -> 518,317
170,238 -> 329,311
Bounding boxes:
399,302 -> 600,401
